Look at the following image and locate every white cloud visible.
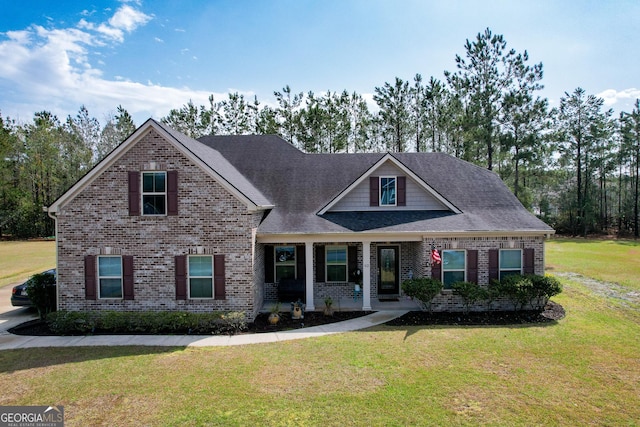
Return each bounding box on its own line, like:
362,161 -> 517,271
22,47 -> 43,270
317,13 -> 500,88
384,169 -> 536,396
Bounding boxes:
108,5 -> 151,34
0,4 -> 218,124
598,88 -> 640,107
77,5 -> 151,43
154,37 -> 164,43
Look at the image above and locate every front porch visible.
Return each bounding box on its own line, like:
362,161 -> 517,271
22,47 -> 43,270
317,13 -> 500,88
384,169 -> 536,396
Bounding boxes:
259,239 -> 426,313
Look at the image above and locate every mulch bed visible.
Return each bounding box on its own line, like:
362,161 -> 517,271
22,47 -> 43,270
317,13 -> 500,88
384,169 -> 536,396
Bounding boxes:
385,301 -> 566,326
9,302 -> 565,336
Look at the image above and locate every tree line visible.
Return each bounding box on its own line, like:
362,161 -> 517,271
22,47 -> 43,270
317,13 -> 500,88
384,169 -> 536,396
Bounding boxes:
1,28 -> 639,238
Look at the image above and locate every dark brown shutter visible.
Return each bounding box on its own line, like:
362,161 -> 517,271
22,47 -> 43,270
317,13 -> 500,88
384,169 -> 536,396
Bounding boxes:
296,246 -> 305,282
467,250 -> 478,284
167,171 -> 178,216
348,245 -> 357,280
128,171 -> 140,216
175,255 -> 187,300
369,176 -> 379,206
488,249 -> 499,282
264,245 -> 274,282
84,255 -> 96,300
397,176 -> 406,206
523,248 -> 535,274
214,254 -> 226,300
315,245 -> 325,282
123,255 -> 134,300
431,257 -> 441,281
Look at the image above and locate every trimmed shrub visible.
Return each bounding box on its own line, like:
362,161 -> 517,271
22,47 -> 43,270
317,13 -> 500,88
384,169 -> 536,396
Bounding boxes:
496,274 -> 535,311
46,310 -> 248,335
452,281 -> 489,314
526,274 -> 563,309
402,277 -> 443,313
490,274 -> 563,311
47,311 -> 96,335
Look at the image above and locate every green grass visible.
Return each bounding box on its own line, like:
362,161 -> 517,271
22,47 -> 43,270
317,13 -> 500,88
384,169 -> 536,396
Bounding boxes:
0,240 -> 56,288
546,237 -> 640,290
0,238 -> 639,425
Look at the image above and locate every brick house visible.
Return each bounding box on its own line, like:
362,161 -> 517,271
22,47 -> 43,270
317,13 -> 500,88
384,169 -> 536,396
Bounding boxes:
47,119 -> 554,319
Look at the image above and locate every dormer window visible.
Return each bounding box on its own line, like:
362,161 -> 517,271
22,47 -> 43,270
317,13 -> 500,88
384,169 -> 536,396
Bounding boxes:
380,177 -> 397,206
368,175 -> 406,208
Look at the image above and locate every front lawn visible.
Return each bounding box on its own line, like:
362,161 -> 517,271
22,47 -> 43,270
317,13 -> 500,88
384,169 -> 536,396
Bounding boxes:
546,237 -> 640,291
0,240 -> 56,288
0,238 -> 638,425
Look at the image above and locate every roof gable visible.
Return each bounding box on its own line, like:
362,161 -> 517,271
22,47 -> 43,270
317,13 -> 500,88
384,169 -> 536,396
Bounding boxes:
48,119 -> 273,213
318,153 -> 461,215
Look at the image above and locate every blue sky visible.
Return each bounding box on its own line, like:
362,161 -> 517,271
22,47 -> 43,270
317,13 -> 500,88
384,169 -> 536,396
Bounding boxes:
1,0 -> 638,126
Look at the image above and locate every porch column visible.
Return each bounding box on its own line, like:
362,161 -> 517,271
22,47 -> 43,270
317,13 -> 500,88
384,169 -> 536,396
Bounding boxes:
362,240 -> 372,311
305,241 -> 315,310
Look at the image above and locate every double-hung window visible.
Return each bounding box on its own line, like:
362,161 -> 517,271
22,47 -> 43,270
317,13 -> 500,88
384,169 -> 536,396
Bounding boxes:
275,246 -> 296,282
380,177 -> 397,206
98,256 -> 123,298
500,249 -> 522,280
188,255 -> 213,298
442,250 -> 465,289
142,171 -> 167,215
326,246 -> 347,282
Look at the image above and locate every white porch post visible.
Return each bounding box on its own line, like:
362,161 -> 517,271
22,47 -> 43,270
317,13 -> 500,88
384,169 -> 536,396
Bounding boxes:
362,240 -> 372,311
305,241 -> 315,310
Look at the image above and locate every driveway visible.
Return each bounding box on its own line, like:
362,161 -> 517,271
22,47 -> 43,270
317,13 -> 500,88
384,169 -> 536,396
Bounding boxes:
0,284 -> 38,333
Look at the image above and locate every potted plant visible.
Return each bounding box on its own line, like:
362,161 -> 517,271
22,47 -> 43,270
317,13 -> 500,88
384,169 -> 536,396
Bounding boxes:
323,296 -> 334,316
268,302 -> 281,325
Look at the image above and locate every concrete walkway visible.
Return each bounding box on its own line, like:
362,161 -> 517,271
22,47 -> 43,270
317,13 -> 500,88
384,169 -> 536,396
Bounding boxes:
0,310 -> 408,350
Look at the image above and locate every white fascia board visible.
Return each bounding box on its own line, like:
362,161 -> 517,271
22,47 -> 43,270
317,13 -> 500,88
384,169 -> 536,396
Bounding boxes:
317,153 -> 461,215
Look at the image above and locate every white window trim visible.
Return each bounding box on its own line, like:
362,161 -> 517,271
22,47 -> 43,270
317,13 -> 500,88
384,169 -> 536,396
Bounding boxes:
326,245 -> 348,283
188,255 -> 214,299
499,249 -> 523,278
379,176 -> 397,207
442,249 -> 466,289
97,255 -> 123,299
275,246 -> 296,282
141,171 -> 167,216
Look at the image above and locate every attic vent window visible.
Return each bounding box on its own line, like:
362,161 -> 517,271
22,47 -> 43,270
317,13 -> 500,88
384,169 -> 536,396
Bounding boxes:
380,177 -> 396,206
142,171 -> 166,215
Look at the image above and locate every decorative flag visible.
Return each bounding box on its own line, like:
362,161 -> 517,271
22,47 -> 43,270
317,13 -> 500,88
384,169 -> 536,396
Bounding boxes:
431,248 -> 441,265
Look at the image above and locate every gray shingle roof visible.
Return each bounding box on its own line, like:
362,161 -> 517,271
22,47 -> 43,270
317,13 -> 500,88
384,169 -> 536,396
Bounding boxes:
197,134 -> 554,235
154,120 -> 273,209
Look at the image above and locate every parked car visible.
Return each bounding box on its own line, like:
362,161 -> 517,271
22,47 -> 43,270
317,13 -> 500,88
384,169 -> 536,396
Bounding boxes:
10,269 -> 56,307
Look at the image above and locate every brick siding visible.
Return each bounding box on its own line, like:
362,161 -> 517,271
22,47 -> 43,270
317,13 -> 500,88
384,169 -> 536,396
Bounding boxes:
56,129 -> 262,319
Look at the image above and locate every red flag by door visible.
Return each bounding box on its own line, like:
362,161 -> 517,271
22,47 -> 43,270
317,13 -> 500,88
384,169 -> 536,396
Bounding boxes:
431,249 -> 441,265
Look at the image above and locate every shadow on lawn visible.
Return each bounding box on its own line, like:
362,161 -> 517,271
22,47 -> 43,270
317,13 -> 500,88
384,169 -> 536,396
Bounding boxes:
0,345 -> 185,374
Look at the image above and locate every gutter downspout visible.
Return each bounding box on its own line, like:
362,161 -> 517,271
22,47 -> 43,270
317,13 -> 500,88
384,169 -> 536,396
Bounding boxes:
45,207 -> 59,311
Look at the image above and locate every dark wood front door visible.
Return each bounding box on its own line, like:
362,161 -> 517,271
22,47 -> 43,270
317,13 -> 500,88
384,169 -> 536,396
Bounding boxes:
378,246 -> 399,295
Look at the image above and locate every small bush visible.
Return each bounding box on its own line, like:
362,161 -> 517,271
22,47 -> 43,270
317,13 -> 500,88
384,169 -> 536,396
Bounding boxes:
496,274 -> 535,311
47,311 -> 96,335
526,274 -> 563,309
452,281 -> 488,314
402,277 -> 443,312
25,272 -> 56,320
490,274 -> 563,311
46,310 -> 248,335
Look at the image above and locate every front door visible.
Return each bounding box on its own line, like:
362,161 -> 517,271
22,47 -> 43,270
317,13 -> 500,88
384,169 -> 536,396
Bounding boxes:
378,246 -> 399,295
